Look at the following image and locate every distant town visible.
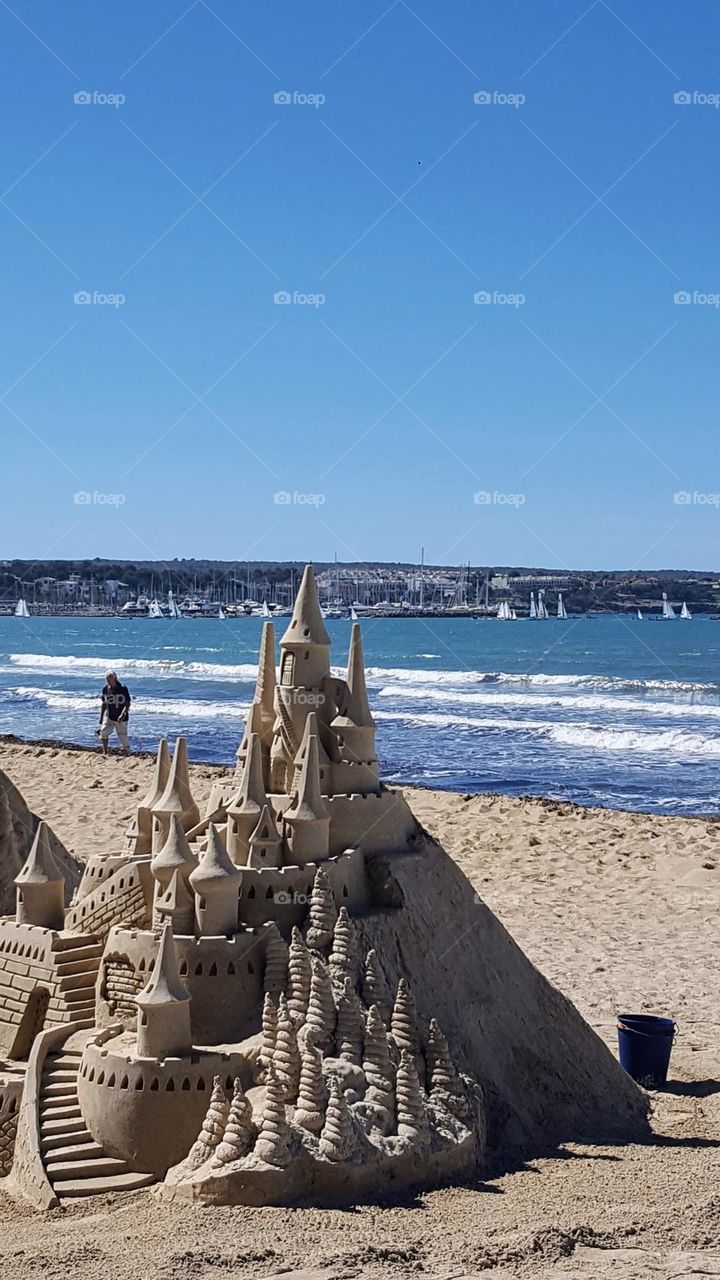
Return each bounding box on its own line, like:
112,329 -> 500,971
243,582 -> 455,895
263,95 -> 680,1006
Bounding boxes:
1,558 -> 718,619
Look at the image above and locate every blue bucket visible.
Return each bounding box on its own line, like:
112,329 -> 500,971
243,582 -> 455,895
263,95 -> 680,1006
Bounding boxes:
617,1014 -> 676,1088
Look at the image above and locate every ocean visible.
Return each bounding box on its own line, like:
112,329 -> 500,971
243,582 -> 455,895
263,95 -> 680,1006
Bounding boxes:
1,613 -> 719,815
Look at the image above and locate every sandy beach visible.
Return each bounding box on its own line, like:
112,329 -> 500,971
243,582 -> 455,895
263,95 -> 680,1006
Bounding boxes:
0,738 -> 718,1280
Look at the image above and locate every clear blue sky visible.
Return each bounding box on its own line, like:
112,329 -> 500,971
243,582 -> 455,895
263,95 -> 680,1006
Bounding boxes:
0,2 -> 718,570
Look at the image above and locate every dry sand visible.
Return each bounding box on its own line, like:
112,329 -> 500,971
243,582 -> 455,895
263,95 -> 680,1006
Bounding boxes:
0,739 -> 718,1280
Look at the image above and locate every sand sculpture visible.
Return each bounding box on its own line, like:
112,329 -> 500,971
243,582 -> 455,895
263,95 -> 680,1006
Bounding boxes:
0,565 -> 649,1208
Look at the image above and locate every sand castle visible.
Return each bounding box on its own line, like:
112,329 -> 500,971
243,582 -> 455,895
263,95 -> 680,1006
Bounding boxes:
0,566 -> 649,1209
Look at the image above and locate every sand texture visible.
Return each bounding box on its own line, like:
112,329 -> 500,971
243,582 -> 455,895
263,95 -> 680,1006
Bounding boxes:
0,740 -> 718,1280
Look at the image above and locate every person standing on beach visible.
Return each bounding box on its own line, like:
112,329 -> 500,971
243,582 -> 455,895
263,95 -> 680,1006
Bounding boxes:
98,671 -> 131,756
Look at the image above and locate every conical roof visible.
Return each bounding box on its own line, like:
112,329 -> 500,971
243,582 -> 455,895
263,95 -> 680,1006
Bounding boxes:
255,622 -> 277,719
228,734 -> 267,816
188,824 -> 242,894
286,733 -> 329,823
281,565 -> 331,648
151,813 -> 197,882
15,820 -> 63,887
250,803 -> 281,846
136,919 -> 189,1008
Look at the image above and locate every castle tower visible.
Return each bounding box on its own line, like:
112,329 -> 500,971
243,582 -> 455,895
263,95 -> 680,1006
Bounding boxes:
233,624 -> 276,786
136,919 -> 192,1059
14,821 -> 64,930
290,712 -> 331,796
247,804 -> 283,869
271,565 -> 331,793
331,624 -> 379,784
155,867 -> 195,935
150,813 -> 197,925
283,732 -> 330,865
188,823 -> 242,937
152,737 -> 200,844
226,734 -> 268,865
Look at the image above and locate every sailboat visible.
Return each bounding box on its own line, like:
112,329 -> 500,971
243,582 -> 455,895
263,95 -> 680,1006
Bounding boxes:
148,598 -> 163,619
536,591 -> 549,620
636,608 -> 643,621
261,600 -> 271,619
680,601 -> 692,620
529,592 -> 537,619
510,608 -> 517,620
218,606 -> 226,621
661,592 -> 676,620
557,592 -> 568,620
350,606 -> 358,621
167,590 -> 180,619
14,598 -> 29,618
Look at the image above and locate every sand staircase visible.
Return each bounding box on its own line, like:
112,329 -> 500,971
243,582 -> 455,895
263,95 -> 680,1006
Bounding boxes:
39,1044 -> 155,1198
50,935 -> 105,1025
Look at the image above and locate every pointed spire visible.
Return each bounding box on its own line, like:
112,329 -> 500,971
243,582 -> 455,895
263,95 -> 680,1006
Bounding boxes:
125,738 -> 170,855
258,992 -> 278,1082
227,734 -> 269,866
287,927 -> 312,1026
211,1078 -> 256,1166
395,1049 -> 430,1147
188,824 -> 241,937
255,621 -> 277,747
186,1076 -> 230,1169
363,1004 -> 395,1124
344,625 -> 374,727
15,820 -> 64,929
319,1076 -> 356,1162
254,1062 -> 291,1166
294,1040 -> 328,1134
305,867 -> 337,952
152,736 -> 200,839
263,921 -> 289,999
151,814 -> 197,893
281,564 -> 331,649
136,920 -> 192,1058
391,978 -> 421,1062
234,699 -> 265,782
284,733 -> 330,865
362,950 -> 393,1027
155,866 -> 195,936
329,907 -> 361,990
427,1018 -> 469,1120
304,955 -> 336,1050
274,994 -> 301,1100
247,803 -> 283,868
335,976 -> 364,1064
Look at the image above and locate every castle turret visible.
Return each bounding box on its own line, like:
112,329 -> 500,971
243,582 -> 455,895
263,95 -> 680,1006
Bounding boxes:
283,732 -> 330,865
155,866 -> 195,935
136,920 -> 192,1059
331,625 -> 378,782
150,814 -> 197,925
152,737 -> 200,844
247,804 -> 283,868
271,566 -> 331,793
125,738 -> 170,856
233,624 -> 276,787
14,821 -> 64,930
226,734 -> 268,865
188,824 -> 241,937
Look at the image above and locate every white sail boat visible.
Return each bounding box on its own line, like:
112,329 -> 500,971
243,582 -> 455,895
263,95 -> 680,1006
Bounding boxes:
218,606 -> 226,621
636,608 -> 643,620
661,592 -> 676,620
680,601 -> 692,620
496,601 -> 510,620
529,591 -> 537,619
350,606 -> 358,621
536,590 -> 549,620
148,598 -> 163,619
510,608 -> 517,620
557,592 -> 568,620
261,600 -> 271,619
167,590 -> 180,619
14,598 -> 29,618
